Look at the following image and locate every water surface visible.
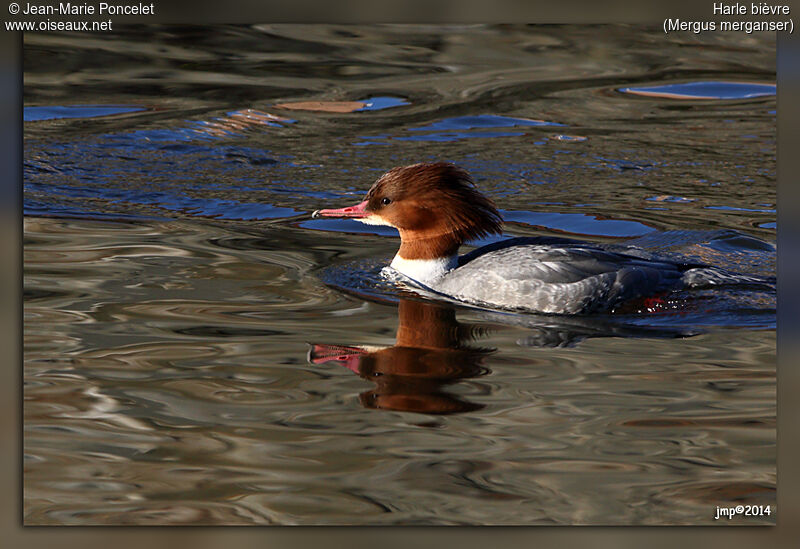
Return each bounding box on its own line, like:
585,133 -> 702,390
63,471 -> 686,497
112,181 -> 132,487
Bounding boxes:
24,25 -> 775,525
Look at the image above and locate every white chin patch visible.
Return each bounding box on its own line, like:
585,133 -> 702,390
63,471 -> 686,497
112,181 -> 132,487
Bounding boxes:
356,215 -> 393,227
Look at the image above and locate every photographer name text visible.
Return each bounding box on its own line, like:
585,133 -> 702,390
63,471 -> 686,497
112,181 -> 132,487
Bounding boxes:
19,2 -> 154,15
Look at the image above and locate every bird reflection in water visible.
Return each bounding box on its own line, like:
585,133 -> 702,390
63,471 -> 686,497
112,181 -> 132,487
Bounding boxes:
309,299 -> 493,414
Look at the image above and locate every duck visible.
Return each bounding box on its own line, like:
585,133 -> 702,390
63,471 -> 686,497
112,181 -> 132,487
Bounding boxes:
312,162 -> 769,314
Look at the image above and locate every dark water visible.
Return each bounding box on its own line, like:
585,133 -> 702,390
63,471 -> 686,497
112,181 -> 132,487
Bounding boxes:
23,25 -> 775,525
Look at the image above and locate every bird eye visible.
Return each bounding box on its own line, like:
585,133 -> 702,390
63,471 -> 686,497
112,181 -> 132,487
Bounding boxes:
381,197 -> 392,206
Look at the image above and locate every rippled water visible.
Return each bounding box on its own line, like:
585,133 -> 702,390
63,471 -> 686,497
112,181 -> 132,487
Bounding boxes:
23,25 -> 775,525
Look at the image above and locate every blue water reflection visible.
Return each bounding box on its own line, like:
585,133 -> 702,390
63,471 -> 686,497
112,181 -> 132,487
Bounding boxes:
619,81 -> 776,99
24,105 -> 146,122
355,96 -> 410,111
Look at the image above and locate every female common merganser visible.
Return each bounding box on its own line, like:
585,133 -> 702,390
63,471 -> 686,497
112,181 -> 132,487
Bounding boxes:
313,162 -> 768,314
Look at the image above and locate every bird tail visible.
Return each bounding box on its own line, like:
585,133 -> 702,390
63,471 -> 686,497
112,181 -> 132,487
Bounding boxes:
681,267 -> 776,289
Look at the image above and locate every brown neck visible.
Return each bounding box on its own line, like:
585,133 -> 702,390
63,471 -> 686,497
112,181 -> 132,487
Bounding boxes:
397,230 -> 461,260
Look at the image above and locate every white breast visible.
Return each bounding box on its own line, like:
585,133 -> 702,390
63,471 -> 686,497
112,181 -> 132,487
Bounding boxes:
390,254 -> 458,285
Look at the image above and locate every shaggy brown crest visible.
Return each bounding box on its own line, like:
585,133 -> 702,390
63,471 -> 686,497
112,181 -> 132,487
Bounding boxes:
364,162 -> 503,259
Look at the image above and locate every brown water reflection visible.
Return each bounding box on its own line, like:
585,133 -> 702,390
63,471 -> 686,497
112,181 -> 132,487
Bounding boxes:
310,299 -> 492,414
